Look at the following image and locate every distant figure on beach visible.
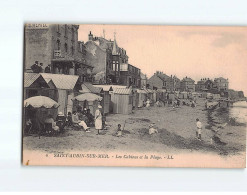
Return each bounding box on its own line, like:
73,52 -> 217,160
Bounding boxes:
95,105 -> 103,135
196,118 -> 202,141
146,99 -> 150,108
156,100 -> 162,107
114,124 -> 123,137
149,123 -> 158,135
191,100 -> 196,108
205,100 -> 208,109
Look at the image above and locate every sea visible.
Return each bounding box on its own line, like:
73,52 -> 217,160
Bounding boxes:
230,101 -> 247,124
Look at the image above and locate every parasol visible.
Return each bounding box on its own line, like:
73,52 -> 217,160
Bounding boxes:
72,93 -> 103,102
24,96 -> 59,108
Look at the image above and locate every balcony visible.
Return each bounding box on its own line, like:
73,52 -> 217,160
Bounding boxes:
54,50 -> 62,58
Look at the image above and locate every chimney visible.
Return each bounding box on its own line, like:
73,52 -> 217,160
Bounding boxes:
88,31 -> 93,41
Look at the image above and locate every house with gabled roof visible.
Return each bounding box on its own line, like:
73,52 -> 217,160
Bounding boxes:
147,71 -> 179,91
180,76 -> 195,92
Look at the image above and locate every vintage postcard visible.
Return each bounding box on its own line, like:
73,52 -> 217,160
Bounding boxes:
22,24 -> 246,168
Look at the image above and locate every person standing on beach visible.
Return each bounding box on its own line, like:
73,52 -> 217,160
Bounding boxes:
196,118 -> 202,141
146,99 -> 150,108
95,105 -> 103,135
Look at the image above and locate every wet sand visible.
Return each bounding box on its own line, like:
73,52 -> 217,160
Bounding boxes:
23,98 -> 246,157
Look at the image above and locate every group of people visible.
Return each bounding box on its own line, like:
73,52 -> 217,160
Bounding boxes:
67,105 -> 103,134
31,61 -> 51,73
25,111 -> 66,135
25,105 -> 105,135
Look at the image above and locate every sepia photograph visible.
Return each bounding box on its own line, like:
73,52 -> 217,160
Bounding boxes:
22,24 -> 246,168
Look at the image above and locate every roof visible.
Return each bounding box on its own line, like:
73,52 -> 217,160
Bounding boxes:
40,73 -> 79,90
114,88 -> 132,95
181,77 -> 195,82
140,73 -> 147,79
143,88 -> 154,93
111,85 -> 128,92
81,82 -> 103,94
44,78 -> 52,83
93,85 -> 113,92
24,73 -> 40,87
137,89 -> 147,94
214,77 -> 228,82
112,38 -> 119,55
24,73 -> 50,88
156,73 -> 170,81
156,89 -> 166,92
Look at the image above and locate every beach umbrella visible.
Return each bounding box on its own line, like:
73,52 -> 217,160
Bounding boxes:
24,96 -> 59,108
72,93 -> 103,102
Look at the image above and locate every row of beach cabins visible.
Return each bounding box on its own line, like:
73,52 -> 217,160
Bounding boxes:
24,73 -> 227,120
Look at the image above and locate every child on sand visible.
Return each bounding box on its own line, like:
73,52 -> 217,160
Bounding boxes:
149,123 -> 158,134
196,118 -> 202,141
114,124 -> 122,137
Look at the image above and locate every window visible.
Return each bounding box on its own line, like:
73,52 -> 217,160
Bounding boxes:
56,40 -> 61,50
65,43 -> 68,52
72,28 -> 75,41
57,24 -> 60,32
71,46 -> 74,55
112,60 -> 118,71
65,24 -> 68,37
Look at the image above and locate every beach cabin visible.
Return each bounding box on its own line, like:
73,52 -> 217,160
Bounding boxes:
168,93 -> 175,101
136,89 -> 147,108
202,92 -> 207,98
147,89 -> 154,101
156,89 -> 166,102
180,92 -> 188,99
41,73 -> 81,115
93,85 -> 113,115
24,73 -> 51,100
212,93 -> 221,99
111,88 -> 133,114
206,93 -> 213,99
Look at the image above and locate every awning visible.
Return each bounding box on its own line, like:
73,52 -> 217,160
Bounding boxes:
24,96 -> 59,109
72,93 -> 103,102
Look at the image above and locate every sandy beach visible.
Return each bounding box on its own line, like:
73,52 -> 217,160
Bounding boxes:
23,98 -> 246,159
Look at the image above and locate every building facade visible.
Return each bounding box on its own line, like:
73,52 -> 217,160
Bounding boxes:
85,32 -> 129,85
180,76 -> 195,92
213,77 -> 229,92
196,78 -> 214,92
147,71 -> 179,91
24,24 -> 93,82
119,64 -> 141,88
140,72 -> 147,88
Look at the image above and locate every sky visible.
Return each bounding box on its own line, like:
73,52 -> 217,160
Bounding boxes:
78,25 -> 247,95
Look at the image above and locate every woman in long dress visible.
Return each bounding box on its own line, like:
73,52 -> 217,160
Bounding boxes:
95,105 -> 103,135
